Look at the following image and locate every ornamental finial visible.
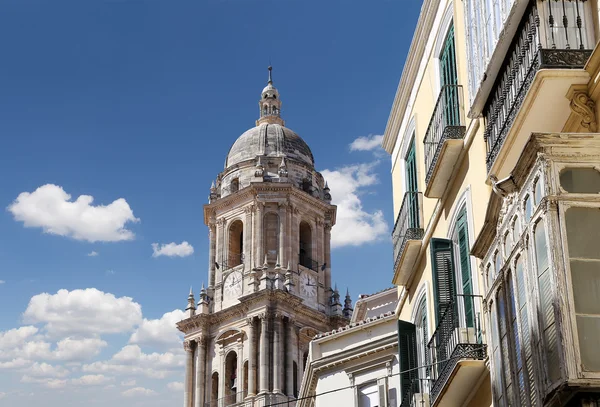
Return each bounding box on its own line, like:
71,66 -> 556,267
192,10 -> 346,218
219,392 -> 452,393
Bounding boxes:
268,65 -> 273,84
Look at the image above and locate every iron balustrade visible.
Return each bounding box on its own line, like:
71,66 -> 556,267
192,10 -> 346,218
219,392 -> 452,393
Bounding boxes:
401,377 -> 432,407
484,0 -> 593,171
298,253 -> 319,272
392,192 -> 424,272
424,85 -> 466,184
427,295 -> 486,405
204,390 -> 247,407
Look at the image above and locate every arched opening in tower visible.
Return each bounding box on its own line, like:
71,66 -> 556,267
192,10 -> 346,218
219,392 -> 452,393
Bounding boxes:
230,178 -> 239,193
299,221 -> 312,269
211,372 -> 219,404
242,360 -> 248,398
225,351 -> 238,403
264,212 -> 279,264
293,361 -> 298,397
228,220 -> 243,268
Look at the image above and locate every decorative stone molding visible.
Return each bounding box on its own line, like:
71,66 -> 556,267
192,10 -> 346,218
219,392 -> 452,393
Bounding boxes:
183,341 -> 194,352
568,85 -> 598,132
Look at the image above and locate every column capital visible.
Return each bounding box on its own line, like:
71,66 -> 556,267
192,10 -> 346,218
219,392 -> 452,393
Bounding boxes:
194,336 -> 208,347
244,204 -> 255,214
183,340 -> 194,352
217,217 -> 226,227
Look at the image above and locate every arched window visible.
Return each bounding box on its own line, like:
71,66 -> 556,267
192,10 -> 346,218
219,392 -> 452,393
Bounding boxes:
299,221 -> 312,269
211,372 -> 219,403
230,178 -> 239,193
264,213 -> 279,264
415,296 -> 430,389
225,351 -> 238,401
228,220 -> 243,268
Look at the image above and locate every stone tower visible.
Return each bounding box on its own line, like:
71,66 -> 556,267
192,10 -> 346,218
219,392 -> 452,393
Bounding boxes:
177,67 -> 349,407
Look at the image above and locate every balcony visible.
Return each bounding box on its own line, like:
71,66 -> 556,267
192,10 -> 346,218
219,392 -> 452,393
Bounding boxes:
424,85 -> 466,198
484,0 -> 593,176
205,390 -> 247,407
427,296 -> 486,406
299,253 -> 319,272
392,192 -> 424,286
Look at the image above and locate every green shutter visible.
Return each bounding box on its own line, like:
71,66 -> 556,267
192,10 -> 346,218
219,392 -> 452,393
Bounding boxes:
439,24 -> 460,128
456,209 -> 474,328
398,320 -> 418,406
405,139 -> 419,229
431,238 -> 456,325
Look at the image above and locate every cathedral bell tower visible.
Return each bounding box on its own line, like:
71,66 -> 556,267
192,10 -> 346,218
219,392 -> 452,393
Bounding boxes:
177,68 -> 349,407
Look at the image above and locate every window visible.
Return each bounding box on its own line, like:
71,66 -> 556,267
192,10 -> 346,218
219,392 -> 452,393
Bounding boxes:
534,220 -> 560,382
230,178 -> 239,193
264,213 -> 279,264
560,168 -> 600,194
515,256 -> 537,405
228,220 -> 244,268
358,383 -> 379,407
533,177 -> 543,206
455,208 -> 474,327
497,286 -> 515,405
431,239 -> 456,325
490,300 -> 504,406
566,207 -> 600,371
405,138 -> 420,229
398,321 -> 418,405
415,296 -> 430,387
524,195 -> 532,223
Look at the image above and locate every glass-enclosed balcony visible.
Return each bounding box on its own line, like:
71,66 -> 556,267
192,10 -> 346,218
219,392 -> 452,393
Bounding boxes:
427,295 -> 486,406
424,85 -> 466,198
392,192 -> 424,285
484,0 -> 593,174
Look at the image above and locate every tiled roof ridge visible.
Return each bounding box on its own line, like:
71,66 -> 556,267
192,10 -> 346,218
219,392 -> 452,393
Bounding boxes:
313,310 -> 395,339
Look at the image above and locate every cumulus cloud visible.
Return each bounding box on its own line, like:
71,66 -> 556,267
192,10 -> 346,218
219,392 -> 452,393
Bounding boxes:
167,381 -> 184,391
349,134 -> 384,152
83,345 -> 183,379
7,184 -> 139,242
21,375 -> 68,389
87,251 -> 99,257
26,362 -> 69,378
122,387 -> 157,397
321,163 -> 388,248
0,326 -> 38,349
129,310 -> 185,350
0,358 -> 30,369
121,379 -> 136,387
23,288 -> 142,337
71,374 -> 111,386
151,242 -> 194,258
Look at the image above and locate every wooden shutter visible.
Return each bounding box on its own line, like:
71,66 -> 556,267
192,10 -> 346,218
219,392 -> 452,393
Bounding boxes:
431,238 -> 456,325
398,320 -> 418,407
456,209 -> 474,328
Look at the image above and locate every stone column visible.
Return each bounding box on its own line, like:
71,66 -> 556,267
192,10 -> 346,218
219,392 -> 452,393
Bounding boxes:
247,317 -> 257,397
259,313 -> 269,393
278,203 -> 286,267
291,206 -> 300,270
236,340 -> 243,402
208,223 -> 216,288
324,224 -> 332,293
273,313 -> 283,393
216,217 -> 226,272
286,318 -> 296,397
286,203 -> 293,268
256,203 -> 264,265
194,336 -> 206,407
244,205 -> 253,272
184,341 -> 194,407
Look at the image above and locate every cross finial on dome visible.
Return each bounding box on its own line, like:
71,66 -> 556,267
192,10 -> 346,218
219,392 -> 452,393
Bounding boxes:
257,65 -> 284,126
268,66 -> 273,84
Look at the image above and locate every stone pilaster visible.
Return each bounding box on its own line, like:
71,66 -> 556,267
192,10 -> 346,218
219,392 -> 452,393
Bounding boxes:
194,336 -> 206,407
278,203 -> 286,267
324,224 -> 332,293
273,313 -> 283,394
259,313 -> 269,393
255,202 -> 264,266
216,217 -> 226,273
208,221 -> 216,289
247,317 -> 257,397
244,205 -> 254,272
183,341 -> 194,407
286,318 -> 296,397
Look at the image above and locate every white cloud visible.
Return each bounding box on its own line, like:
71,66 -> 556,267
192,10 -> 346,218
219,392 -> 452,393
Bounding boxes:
0,358 -> 30,369
321,163 -> 388,248
23,288 -> 142,337
0,280 -> 4,284
121,379 -> 136,387
52,337 -> 107,361
151,242 -> 194,258
129,310 -> 185,350
122,387 -> 157,397
26,362 -> 69,378
7,184 -> 139,242
167,381 -> 183,391
71,374 -> 111,386
21,375 -> 68,389
87,251 -> 99,257
349,134 -> 384,151
0,326 -> 38,349
83,345 -> 183,379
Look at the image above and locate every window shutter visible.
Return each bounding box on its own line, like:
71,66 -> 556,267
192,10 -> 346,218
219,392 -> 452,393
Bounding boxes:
431,238 -> 456,325
457,210 -> 474,327
378,378 -> 387,407
398,320 -> 418,407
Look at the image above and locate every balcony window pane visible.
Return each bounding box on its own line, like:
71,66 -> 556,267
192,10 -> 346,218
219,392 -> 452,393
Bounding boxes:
566,207 -> 600,371
524,195 -> 532,223
490,301 -> 504,405
517,257 -> 536,404
504,231 -> 512,257
543,0 -> 592,49
534,178 -> 543,206
495,251 -> 502,276
560,168 -> 600,194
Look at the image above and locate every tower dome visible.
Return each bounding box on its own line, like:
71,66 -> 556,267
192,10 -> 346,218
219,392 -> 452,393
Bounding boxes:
224,66 -> 314,169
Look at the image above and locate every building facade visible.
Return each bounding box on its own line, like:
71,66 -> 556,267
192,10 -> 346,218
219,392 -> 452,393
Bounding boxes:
383,0 -> 600,406
297,288 -> 401,407
177,68 -> 350,407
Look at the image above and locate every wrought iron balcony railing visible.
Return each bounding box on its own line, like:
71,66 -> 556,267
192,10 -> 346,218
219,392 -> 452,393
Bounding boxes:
299,253 -> 319,272
484,0 -> 593,171
400,377 -> 431,407
427,295 -> 486,405
392,192 -> 424,272
204,390 -> 247,407
424,85 -> 465,184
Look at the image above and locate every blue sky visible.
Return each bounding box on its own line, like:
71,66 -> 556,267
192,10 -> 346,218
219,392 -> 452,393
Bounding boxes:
0,0 -> 421,405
